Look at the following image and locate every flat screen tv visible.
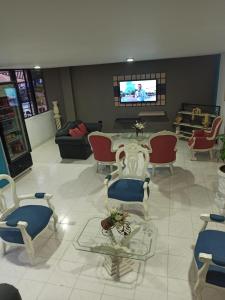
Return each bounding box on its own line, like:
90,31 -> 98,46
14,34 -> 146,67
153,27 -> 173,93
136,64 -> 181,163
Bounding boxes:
119,79 -> 157,103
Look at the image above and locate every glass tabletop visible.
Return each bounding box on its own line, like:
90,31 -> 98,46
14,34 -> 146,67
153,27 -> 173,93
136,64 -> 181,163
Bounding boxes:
73,216 -> 157,261
110,132 -> 150,148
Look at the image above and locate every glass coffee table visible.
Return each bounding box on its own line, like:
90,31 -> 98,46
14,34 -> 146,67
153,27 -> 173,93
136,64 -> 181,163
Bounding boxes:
111,132 -> 150,147
73,216 -> 156,279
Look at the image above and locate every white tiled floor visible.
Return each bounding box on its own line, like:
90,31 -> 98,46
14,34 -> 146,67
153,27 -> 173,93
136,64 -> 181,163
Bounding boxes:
1,137 -> 225,299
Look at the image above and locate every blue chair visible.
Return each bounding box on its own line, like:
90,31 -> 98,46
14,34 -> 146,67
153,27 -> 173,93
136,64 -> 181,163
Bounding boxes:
0,174 -> 58,264
194,213 -> 225,299
104,143 -> 150,219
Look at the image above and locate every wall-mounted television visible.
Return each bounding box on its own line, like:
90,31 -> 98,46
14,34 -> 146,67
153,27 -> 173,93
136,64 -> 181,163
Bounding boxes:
119,79 -> 157,103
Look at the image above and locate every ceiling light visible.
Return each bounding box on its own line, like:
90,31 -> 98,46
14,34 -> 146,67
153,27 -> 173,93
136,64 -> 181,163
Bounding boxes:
34,65 -> 41,69
126,58 -> 134,62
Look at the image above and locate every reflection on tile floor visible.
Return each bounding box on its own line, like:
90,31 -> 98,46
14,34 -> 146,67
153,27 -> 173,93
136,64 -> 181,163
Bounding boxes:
1,138 -> 225,299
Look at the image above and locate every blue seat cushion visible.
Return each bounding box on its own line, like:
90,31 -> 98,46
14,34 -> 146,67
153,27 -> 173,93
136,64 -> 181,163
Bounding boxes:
194,230 -> 225,288
108,179 -> 144,202
0,205 -> 53,244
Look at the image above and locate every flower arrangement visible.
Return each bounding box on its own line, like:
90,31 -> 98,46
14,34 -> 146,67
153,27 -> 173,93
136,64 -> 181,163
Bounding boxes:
133,120 -> 145,130
133,121 -> 145,136
101,208 -> 131,235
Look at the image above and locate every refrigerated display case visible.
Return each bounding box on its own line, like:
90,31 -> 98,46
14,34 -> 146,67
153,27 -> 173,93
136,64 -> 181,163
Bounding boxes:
0,138 -> 10,188
0,83 -> 32,178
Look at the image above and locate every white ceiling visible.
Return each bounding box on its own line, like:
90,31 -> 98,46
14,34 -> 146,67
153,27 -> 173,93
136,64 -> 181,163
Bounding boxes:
0,0 -> 225,69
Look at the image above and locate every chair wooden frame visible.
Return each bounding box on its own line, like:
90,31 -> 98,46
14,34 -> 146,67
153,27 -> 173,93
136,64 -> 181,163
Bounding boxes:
148,131 -> 178,176
0,174 -> 58,264
104,143 -> 150,219
194,214 -> 225,300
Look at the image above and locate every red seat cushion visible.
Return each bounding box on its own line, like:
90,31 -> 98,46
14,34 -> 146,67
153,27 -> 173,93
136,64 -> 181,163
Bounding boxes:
69,127 -> 84,137
78,123 -> 88,135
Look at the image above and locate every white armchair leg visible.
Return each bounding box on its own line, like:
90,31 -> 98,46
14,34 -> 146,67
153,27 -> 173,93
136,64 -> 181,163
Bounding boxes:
26,243 -> 35,265
143,202 -> 149,220
194,280 -> 204,300
152,166 -> 155,176
169,164 -> 174,175
194,258 -> 210,300
2,242 -> 6,255
191,150 -> 197,161
209,149 -> 213,160
53,213 -> 58,232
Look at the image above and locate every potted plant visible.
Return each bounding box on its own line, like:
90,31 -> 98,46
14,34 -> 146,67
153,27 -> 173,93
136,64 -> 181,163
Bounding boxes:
215,134 -> 225,213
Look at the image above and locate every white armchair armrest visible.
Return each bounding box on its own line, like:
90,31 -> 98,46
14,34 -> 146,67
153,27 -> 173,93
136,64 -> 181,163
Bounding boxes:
0,220 -> 28,229
200,214 -> 211,223
200,213 -> 225,231
18,193 -> 53,201
104,170 -> 119,186
199,252 -> 212,263
18,193 -> 54,213
200,213 -> 225,223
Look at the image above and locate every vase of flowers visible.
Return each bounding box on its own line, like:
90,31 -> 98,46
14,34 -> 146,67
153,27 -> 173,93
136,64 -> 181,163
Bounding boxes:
133,121 -> 145,137
101,208 -> 129,231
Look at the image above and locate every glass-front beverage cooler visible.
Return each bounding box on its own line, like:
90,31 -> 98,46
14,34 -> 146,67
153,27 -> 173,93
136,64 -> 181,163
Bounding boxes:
0,83 -> 32,178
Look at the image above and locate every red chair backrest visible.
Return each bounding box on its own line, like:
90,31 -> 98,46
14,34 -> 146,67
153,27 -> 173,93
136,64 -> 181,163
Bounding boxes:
88,134 -> 116,162
207,116 -> 222,139
149,133 -> 177,164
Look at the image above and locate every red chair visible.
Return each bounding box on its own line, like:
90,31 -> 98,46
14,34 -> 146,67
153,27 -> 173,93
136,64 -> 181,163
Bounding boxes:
188,116 -> 223,160
147,131 -> 178,175
88,132 -> 124,172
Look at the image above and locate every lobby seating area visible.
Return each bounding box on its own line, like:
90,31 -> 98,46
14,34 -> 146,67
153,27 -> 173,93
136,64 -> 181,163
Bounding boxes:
0,134 -> 225,300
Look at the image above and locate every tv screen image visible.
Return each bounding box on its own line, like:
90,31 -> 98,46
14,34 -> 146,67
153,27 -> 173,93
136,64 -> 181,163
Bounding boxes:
119,80 -> 157,103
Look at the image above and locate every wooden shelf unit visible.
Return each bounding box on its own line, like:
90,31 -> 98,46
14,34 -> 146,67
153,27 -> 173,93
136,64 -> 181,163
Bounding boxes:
174,103 -> 220,139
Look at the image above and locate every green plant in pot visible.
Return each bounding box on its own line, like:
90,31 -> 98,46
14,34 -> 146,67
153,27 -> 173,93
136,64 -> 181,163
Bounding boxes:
215,134 -> 225,213
218,134 -> 225,162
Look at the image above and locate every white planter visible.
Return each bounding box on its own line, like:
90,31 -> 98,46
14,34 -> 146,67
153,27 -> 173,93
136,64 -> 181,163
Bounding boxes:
215,166 -> 225,212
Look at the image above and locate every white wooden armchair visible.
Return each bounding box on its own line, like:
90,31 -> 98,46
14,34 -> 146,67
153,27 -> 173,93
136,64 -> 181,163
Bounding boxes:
194,213 -> 225,299
0,174 -> 58,264
104,143 -> 150,219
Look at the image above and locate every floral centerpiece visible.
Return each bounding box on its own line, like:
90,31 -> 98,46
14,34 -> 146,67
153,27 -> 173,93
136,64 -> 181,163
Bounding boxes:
101,208 -> 131,236
133,120 -> 145,137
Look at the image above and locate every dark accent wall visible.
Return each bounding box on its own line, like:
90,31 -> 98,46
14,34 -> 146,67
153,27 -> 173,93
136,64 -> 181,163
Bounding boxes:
43,68 -> 76,124
43,55 -> 220,132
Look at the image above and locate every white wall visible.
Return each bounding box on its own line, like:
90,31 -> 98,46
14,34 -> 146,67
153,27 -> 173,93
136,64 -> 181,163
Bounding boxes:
25,110 -> 56,149
217,53 -> 225,133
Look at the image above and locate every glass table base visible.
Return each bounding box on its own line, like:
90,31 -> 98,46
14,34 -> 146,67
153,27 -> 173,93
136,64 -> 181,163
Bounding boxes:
104,256 -> 135,279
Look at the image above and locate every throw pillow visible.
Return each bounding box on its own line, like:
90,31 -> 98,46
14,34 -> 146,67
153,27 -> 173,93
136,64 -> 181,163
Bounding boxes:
78,123 -> 88,135
69,127 -> 84,137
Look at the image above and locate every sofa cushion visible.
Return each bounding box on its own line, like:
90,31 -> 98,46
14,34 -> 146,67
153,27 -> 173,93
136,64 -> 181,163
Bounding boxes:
69,127 -> 84,137
0,205 -> 53,244
56,121 -> 83,137
78,123 -> 88,135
